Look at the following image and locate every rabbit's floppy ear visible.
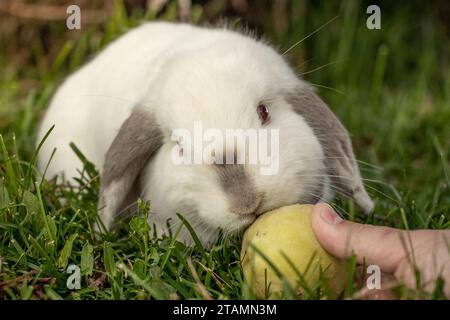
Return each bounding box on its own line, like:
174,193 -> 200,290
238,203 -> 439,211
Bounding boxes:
287,86 -> 374,212
98,107 -> 163,230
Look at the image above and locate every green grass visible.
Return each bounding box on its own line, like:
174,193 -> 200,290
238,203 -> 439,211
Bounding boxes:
0,1 -> 449,299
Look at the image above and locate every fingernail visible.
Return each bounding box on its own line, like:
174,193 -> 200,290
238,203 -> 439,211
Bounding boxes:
320,204 -> 343,225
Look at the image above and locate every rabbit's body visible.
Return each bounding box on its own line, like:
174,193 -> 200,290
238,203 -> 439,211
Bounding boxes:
38,22 -> 373,246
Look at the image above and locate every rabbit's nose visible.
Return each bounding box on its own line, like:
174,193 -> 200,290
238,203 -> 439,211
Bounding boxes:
231,193 -> 263,217
214,162 -> 263,216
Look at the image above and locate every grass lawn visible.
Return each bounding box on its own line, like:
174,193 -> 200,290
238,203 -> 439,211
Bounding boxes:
0,1 -> 449,299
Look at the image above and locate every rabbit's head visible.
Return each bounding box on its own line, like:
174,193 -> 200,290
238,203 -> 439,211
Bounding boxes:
98,29 -> 373,245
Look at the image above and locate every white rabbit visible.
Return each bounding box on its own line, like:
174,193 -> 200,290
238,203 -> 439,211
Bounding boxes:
37,22 -> 373,247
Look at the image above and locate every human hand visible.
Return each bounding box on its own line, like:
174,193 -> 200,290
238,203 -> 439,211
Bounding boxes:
310,203 -> 450,298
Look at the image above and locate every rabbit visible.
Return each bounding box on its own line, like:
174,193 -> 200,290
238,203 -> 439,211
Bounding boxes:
37,21 -> 373,247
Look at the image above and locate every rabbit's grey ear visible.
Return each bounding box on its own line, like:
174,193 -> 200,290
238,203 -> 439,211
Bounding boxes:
98,108 -> 163,231
287,86 -> 374,213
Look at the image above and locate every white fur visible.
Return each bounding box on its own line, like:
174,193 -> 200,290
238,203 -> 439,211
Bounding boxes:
37,22 -> 329,246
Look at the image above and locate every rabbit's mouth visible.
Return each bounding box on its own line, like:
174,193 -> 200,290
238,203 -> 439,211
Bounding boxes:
238,213 -> 258,228
218,212 -> 258,236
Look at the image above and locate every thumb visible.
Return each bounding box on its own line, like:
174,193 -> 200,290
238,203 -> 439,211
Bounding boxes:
310,203 -> 406,273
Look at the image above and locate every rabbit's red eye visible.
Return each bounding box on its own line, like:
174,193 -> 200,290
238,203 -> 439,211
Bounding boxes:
257,104 -> 270,125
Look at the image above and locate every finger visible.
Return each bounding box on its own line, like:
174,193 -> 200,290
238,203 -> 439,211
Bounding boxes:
353,267 -> 397,300
394,231 -> 450,297
310,203 -> 406,273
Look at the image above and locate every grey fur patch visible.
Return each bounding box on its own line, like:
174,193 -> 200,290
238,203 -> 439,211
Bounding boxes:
102,108 -> 163,186
99,107 -> 163,222
215,164 -> 262,215
286,86 -> 373,212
